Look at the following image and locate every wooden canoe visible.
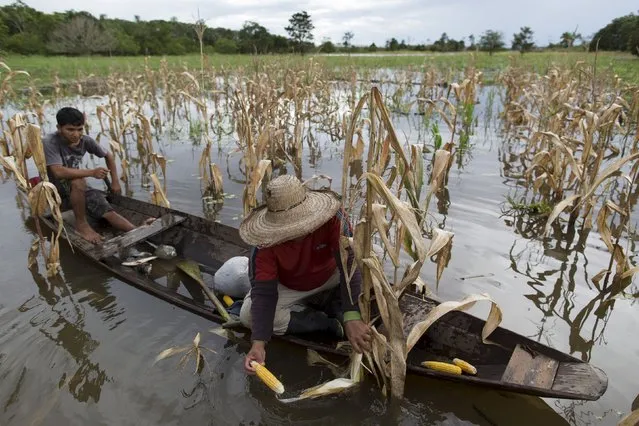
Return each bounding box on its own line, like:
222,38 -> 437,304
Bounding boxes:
36,192 -> 607,401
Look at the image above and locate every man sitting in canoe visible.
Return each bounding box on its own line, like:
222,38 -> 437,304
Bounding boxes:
238,175 -> 372,374
44,107 -> 144,243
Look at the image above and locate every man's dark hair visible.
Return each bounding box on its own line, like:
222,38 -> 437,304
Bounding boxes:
56,107 -> 85,127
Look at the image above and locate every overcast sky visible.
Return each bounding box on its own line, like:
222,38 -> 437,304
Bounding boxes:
8,0 -> 639,46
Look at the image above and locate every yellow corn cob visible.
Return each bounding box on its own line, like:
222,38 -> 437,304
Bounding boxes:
250,361 -> 285,394
421,361 -> 462,375
453,358 -> 477,375
223,295 -> 234,307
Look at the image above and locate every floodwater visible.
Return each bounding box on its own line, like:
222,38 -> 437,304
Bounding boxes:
1,85 -> 638,426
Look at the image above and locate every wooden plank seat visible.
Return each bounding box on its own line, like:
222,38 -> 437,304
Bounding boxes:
501,344 -> 559,389
88,213 -> 185,259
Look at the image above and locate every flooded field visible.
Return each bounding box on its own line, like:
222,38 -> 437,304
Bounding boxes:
0,62 -> 638,425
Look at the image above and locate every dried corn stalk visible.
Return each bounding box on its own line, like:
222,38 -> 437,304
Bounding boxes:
150,173 -> 170,208
27,182 -> 64,277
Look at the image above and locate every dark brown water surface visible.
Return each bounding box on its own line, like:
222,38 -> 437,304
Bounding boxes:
1,90 -> 637,426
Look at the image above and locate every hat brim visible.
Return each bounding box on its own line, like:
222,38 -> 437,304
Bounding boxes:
239,190 -> 341,248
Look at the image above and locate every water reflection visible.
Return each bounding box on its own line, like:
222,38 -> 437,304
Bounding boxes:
17,219 -> 118,404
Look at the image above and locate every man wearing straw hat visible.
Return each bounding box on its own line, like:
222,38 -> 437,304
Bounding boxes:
239,175 -> 372,374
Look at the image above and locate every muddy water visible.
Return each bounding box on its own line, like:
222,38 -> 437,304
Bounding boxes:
0,89 -> 637,426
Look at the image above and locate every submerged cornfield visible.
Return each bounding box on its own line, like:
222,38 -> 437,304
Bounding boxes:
0,55 -> 638,425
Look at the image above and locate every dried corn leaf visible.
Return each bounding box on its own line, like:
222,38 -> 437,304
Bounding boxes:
120,158 -> 129,183
406,293 -> 502,353
46,235 -> 60,277
539,131 -> 583,181
363,255 -> 408,399
429,149 -> 451,194
592,269 -> 609,289
0,155 -> 27,190
307,349 -> 340,369
177,259 -> 231,322
427,228 -> 454,285
619,409 -> 639,426
544,194 -> 581,236
150,173 -> 170,208
154,346 -> 190,363
28,237 -> 40,270
578,152 -> 639,206
243,159 -> 271,215
210,163 -> 224,194
338,235 -> 357,304
621,266 -> 639,280
26,124 -> 47,179
341,95 -> 368,198
365,173 -> 426,260
395,260 -> 424,298
370,203 -> 400,267
411,144 -> 425,200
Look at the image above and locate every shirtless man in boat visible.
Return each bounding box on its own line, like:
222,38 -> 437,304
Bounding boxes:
44,107 -> 146,244
238,175 -> 372,375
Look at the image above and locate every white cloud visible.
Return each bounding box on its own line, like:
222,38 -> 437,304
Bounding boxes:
15,0 -> 639,45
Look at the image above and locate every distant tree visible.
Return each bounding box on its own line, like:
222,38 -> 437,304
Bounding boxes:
559,30 -> 582,48
512,26 -> 534,54
5,31 -> 43,54
48,16 -> 115,55
285,11 -> 314,54
319,39 -> 336,53
270,34 -> 290,53
112,31 -> 140,55
342,31 -> 354,48
214,37 -> 238,54
386,37 -> 399,51
468,34 -> 476,50
590,14 -> 639,54
0,0 -> 35,34
0,20 -> 8,46
479,30 -> 504,55
238,21 -> 272,53
432,32 -> 449,51
368,42 -> 377,52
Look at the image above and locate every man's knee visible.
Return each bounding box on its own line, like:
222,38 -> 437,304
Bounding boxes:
239,297 -> 252,327
239,295 -> 289,336
70,178 -> 87,192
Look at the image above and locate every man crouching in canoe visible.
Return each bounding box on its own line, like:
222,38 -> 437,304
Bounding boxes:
238,175 -> 372,374
44,107 -> 146,243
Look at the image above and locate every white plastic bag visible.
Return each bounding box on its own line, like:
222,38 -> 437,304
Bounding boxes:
213,256 -> 251,299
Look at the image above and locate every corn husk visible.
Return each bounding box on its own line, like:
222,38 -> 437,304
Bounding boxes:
122,256 -> 158,266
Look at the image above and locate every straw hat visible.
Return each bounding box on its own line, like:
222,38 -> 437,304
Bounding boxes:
239,175 -> 341,248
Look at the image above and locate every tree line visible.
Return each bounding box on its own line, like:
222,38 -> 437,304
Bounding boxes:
0,1 -> 637,56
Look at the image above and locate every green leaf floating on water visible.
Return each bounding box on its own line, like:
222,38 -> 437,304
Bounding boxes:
177,259 -> 231,322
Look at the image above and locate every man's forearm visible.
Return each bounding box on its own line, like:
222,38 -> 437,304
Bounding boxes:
250,280 -> 278,342
105,154 -> 119,183
50,166 -> 93,180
